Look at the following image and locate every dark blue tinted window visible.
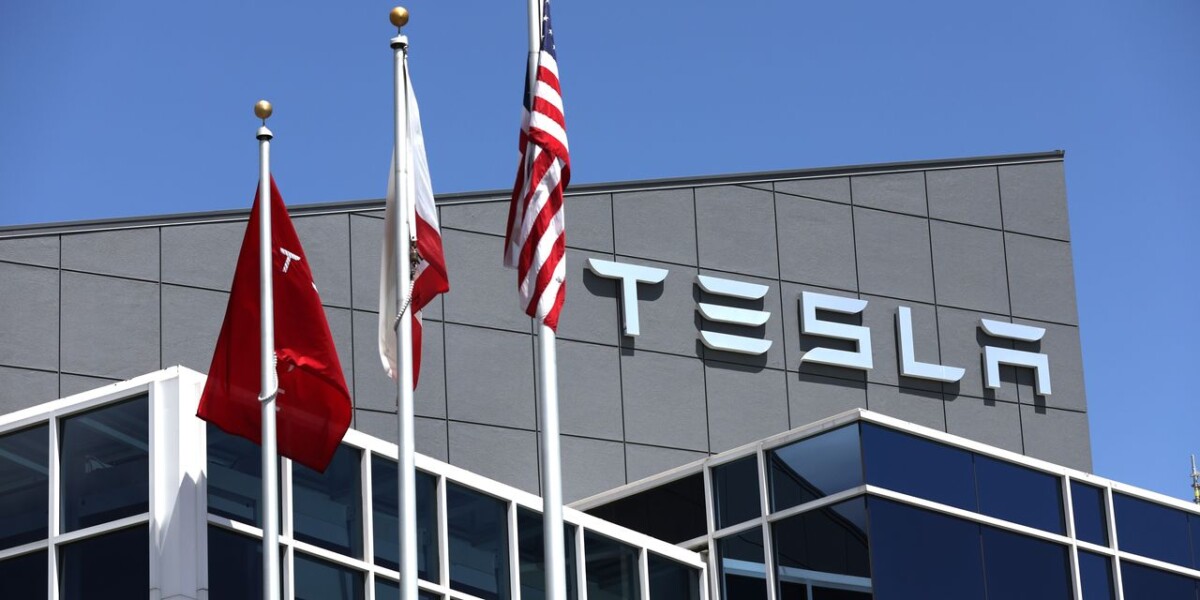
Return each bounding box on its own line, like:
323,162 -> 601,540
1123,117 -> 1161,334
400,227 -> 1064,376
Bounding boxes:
0,424 -> 47,549
586,473 -> 706,544
1077,551 -> 1115,600
293,444 -> 362,558
374,579 -> 438,600
868,497 -> 985,600
517,508 -> 578,600
60,396 -> 149,531
207,423 -> 277,526
717,527 -> 768,600
648,552 -> 701,600
980,526 -> 1072,600
773,496 -> 871,594
372,456 -> 438,580
1071,481 -> 1109,546
1120,561 -> 1199,600
60,525 -> 148,599
975,455 -> 1064,533
1113,493 -> 1192,568
713,455 -> 761,528
294,552 -> 364,600
585,531 -> 641,600
208,524 -> 262,600
447,483 -> 510,600
770,424 -> 862,512
0,550 -> 46,598
862,424 -> 975,511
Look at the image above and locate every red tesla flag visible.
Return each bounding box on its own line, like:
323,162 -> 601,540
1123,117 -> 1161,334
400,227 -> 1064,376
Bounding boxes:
198,178 -> 352,472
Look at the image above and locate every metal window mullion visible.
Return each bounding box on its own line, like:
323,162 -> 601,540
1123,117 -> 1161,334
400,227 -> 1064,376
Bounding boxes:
575,524 -> 588,600
1063,476 -> 1083,600
702,452 -> 719,600
282,458 -> 294,600
638,546 -> 650,600
438,474 -> 450,587
756,446 -> 778,600
147,380 -> 163,598
507,499 -> 520,600
362,451 -> 375,600
48,414 -> 60,600
1104,484 -> 1124,600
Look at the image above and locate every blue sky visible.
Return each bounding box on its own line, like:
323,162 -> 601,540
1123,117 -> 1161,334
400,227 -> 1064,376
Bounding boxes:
2,1 -> 1197,500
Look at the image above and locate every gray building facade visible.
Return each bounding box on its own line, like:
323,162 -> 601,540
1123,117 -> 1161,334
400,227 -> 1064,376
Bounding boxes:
0,151 -> 1088,503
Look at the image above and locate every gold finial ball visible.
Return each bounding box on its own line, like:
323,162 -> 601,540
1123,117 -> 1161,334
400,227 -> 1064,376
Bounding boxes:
254,100 -> 273,120
390,6 -> 409,28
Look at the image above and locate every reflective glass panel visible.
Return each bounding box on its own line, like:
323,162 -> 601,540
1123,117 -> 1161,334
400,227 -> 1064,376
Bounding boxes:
207,423 -> 271,526
1070,481 -> 1109,546
718,527 -> 768,600
294,551 -> 364,600
517,508 -> 578,600
980,525 -> 1072,600
372,456 -> 438,580
1120,561 -> 1199,600
60,525 -> 148,599
648,552 -> 701,600
586,473 -> 706,544
585,531 -> 640,600
208,524 -> 262,600
773,497 -> 871,599
293,444 -> 362,558
713,455 -> 761,529
0,550 -> 46,599
60,396 -> 149,531
975,455 -> 1064,533
0,424 -> 48,549
447,483 -> 510,600
862,424 -> 975,511
1113,492 -> 1192,568
770,424 -> 862,512
867,497 -> 985,600
374,579 -> 439,600
1077,551 -> 1115,600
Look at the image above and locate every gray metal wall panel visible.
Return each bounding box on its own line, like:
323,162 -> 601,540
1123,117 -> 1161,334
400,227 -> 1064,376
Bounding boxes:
160,285 -> 227,372
851,172 -> 927,216
61,228 -> 159,281
853,208 -> 936,303
695,186 -> 778,279
161,221 -> 245,291
930,220 -> 1010,315
1005,232 -> 1079,325
612,189 -> 697,266
60,272 -> 159,380
926,166 -> 1002,229
775,195 -> 858,290
999,162 -> 1071,241
292,214 -> 351,309
0,365 -> 59,413
0,235 -> 59,268
0,262 -> 59,371
774,176 -> 851,204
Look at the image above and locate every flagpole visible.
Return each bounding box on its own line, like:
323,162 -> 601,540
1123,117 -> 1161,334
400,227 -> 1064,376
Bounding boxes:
254,99 -> 281,600
390,8 -> 419,600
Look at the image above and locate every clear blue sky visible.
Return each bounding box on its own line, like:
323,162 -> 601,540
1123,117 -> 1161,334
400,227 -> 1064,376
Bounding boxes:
2,1 -> 1197,500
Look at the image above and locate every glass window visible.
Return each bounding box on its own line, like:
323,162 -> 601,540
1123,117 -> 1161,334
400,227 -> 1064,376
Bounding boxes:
713,455 -> 761,529
1112,493 -> 1192,568
208,524 -> 262,600
294,552 -> 364,600
862,424 -> 975,511
586,473 -> 706,544
773,497 -> 870,599
867,497 -> 985,600
293,444 -> 362,558
1070,481 -> 1109,546
975,455 -> 1064,533
60,525 -> 148,599
60,396 -> 149,531
1077,551 -> 1114,600
717,527 -> 768,600
207,423 -> 273,527
648,552 -> 701,600
1120,561 -> 1199,600
585,531 -> 641,600
447,483 -> 510,600
0,424 -> 48,549
517,508 -> 578,600
374,579 -> 439,600
0,549 -> 46,599
980,526 -> 1072,600
770,424 -> 862,512
372,456 -> 438,581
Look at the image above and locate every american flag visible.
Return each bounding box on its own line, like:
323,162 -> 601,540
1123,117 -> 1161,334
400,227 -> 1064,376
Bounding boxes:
504,0 -> 570,331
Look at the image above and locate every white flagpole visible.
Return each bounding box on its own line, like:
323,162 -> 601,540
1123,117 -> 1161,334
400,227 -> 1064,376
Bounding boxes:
527,1 -> 568,598
389,8 -> 419,600
254,99 -> 281,600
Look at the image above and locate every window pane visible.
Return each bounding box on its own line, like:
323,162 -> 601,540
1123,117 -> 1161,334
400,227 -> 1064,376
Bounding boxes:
1077,551 -> 1114,600
648,553 -> 701,600
208,525 -> 262,600
207,423 -> 269,526
586,473 -> 706,544
773,497 -> 871,597
862,424 -> 975,511
0,424 -> 48,548
770,424 -> 862,512
867,497 -> 985,600
60,525 -> 148,599
713,455 -> 761,529
447,483 -> 510,600
517,508 -> 578,600
975,456 -> 1064,533
1070,482 -> 1109,546
1112,493 -> 1192,568
585,531 -> 641,600
980,526 -> 1072,600
293,444 -> 362,558
294,552 -> 364,600
372,456 -> 438,581
374,579 -> 439,600
1120,561 -> 1199,600
60,396 -> 149,531
0,550 -> 46,598
718,527 -> 768,600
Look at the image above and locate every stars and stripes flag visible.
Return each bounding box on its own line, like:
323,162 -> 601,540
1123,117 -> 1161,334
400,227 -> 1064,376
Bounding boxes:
504,0 -> 570,330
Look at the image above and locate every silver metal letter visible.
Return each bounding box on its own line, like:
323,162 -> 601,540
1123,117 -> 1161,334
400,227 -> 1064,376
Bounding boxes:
897,306 -> 964,382
799,291 -> 872,370
980,319 -> 1052,396
586,258 -> 668,337
696,275 -> 773,355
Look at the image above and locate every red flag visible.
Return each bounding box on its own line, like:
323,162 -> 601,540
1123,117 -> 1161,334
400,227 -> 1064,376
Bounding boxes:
198,178 -> 352,472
